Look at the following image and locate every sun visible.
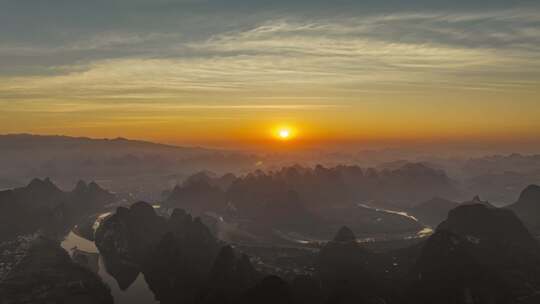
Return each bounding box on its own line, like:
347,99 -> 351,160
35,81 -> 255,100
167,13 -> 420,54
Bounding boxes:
273,126 -> 296,141
279,129 -> 290,139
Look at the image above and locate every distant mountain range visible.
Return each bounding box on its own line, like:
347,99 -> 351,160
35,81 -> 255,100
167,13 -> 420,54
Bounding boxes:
0,133 -> 211,153
0,134 -> 256,199
2,134 -> 539,205
164,164 -> 460,240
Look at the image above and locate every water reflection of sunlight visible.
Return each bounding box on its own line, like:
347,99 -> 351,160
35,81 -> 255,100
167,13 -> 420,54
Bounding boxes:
357,203 -> 420,222
416,227 -> 434,237
61,213 -> 159,304
62,231 -> 98,253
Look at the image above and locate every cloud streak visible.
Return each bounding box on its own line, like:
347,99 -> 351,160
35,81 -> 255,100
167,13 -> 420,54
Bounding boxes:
2,9 -> 539,104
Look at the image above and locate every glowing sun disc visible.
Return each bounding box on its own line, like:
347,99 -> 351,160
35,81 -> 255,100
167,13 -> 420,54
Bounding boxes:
279,129 -> 290,139
272,125 -> 297,141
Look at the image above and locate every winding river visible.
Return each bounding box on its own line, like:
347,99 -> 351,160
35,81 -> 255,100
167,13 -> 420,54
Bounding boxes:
61,225 -> 158,304
59,204 -> 432,303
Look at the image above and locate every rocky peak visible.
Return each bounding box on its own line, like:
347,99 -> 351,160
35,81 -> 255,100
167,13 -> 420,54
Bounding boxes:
71,180 -> 115,210
16,178 -> 65,208
516,184 -> 540,205
399,162 -> 432,172
165,178 -> 226,216
214,245 -> 235,266
74,180 -> 88,192
188,216 -> 216,245
183,171 -> 214,187
95,201 -> 167,263
170,208 -> 192,222
409,202 -> 540,303
130,201 -> 158,219
170,178 -> 217,198
508,184 -> 540,234
116,206 -> 130,217
207,245 -> 258,289
26,178 -> 61,194
462,195 -> 494,208
437,204 -> 536,247
168,208 -> 194,235
88,181 -> 102,192
333,226 -> 356,243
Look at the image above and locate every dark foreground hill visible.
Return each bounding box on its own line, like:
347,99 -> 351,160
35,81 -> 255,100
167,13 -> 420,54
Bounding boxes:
0,235 -> 113,304
408,203 -> 540,303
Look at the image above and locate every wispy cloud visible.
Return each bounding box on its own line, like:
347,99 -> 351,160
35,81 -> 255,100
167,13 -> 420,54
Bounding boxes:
0,8 -> 539,104
1,101 -> 337,113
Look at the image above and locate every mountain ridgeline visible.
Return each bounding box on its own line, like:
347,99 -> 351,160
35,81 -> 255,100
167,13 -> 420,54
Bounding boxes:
164,164 -> 458,241
0,178 -> 115,242
0,134 -> 255,201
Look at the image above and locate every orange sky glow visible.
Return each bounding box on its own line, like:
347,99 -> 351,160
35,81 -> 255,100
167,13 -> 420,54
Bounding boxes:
1,4 -> 540,153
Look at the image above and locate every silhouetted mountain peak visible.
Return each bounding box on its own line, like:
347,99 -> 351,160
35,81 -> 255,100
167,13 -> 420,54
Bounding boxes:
88,181 -> 102,191
130,201 -> 157,218
508,184 -> 540,234
400,162 -> 431,172
216,245 -> 235,263
165,177 -> 226,216
184,171 -> 215,186
517,184 -> 540,204
19,178 -> 64,208
462,195 -> 494,208
411,201 -> 540,303
438,204 -> 536,247
170,208 -> 192,222
116,206 -> 130,216
95,201 -> 168,264
194,217 -> 204,226
183,178 -> 215,191
26,177 -> 61,193
333,226 -> 356,242
71,180 -> 115,209
74,180 -> 88,192
168,208 -> 194,234
207,245 -> 259,290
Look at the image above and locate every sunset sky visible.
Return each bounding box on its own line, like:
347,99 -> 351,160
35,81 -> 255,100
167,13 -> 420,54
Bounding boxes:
1,0 -> 540,150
